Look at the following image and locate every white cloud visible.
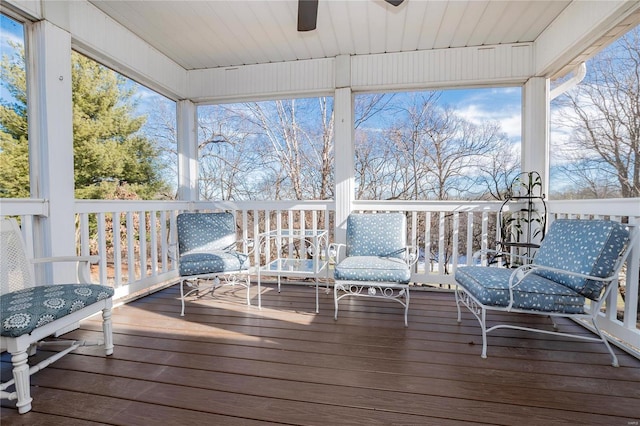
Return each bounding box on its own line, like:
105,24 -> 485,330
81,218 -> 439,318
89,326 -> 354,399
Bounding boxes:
456,103 -> 521,141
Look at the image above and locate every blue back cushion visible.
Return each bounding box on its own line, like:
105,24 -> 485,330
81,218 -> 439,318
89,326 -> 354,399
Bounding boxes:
177,212 -> 237,254
533,219 -> 629,300
346,213 -> 407,259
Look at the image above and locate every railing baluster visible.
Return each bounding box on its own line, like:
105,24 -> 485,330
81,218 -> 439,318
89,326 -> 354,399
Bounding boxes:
97,212 -> 108,286
481,211 -> 488,266
160,210 -> 168,273
241,210 -> 249,254
253,209 -> 260,268
113,211 -> 122,287
139,211 -> 147,279
452,211 -> 459,276
623,217 -> 639,335
287,210 -> 294,258
149,211 -> 158,277
438,211 -> 445,274
126,212 -> 135,283
425,212 -> 431,274
79,213 -> 89,257
466,212 -> 474,266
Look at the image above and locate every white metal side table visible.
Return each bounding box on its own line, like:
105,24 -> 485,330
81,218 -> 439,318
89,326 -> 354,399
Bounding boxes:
257,229 -> 329,313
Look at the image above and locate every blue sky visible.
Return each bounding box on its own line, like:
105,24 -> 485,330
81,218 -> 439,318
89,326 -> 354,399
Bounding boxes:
0,14 -> 23,102
0,13 -> 20,45
439,87 -> 521,140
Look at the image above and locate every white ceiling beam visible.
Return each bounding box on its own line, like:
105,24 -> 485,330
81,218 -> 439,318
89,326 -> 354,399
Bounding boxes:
37,0 -> 189,100
535,0 -> 640,78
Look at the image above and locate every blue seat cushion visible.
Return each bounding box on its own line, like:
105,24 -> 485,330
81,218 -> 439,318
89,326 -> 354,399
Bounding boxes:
1,284 -> 114,338
179,250 -> 249,277
533,219 -> 629,300
335,256 -> 411,284
455,266 -> 585,314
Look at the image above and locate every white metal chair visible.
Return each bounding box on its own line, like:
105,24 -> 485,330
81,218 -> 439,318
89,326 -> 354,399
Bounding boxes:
455,219 -> 636,366
174,212 -> 252,316
331,213 -> 417,326
1,218 -> 114,414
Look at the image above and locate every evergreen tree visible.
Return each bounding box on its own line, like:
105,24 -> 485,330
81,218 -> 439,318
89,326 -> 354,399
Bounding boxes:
0,42 -> 29,198
0,47 -> 169,199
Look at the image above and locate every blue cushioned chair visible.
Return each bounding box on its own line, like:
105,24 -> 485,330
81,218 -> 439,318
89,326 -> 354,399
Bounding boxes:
175,212 -> 252,316
455,219 -> 636,366
331,213 -> 416,326
1,218 -> 114,414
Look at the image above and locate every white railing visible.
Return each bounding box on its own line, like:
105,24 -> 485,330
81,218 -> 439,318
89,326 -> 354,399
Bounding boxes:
76,199 -> 336,300
0,199 -> 48,258
2,197 -> 638,355
74,200 -> 191,300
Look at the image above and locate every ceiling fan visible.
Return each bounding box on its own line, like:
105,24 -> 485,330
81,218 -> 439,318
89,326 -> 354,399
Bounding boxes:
298,0 -> 405,32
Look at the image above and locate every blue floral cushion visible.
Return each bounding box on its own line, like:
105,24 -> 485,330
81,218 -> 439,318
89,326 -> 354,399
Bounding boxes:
346,213 -> 407,259
335,255 -> 411,283
177,212 -> 237,253
455,266 -> 585,314
1,284 -> 114,338
533,219 -> 629,300
179,251 -> 250,276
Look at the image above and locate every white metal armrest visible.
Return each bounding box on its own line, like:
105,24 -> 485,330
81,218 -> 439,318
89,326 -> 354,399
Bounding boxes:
169,240 -> 255,259
240,238 -> 255,257
506,263 -> 620,311
30,255 -> 100,284
327,243 -> 345,263
474,248 -> 535,265
328,243 -> 416,266
31,255 -> 100,264
404,246 -> 419,267
168,242 -> 179,262
509,263 -> 617,288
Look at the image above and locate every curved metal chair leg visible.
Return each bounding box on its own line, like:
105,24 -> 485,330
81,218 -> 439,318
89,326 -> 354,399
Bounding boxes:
480,308 -> 488,359
592,319 -> 619,367
180,279 -> 186,316
245,275 -> 251,306
454,288 -> 463,323
334,283 -> 340,320
403,287 -> 410,327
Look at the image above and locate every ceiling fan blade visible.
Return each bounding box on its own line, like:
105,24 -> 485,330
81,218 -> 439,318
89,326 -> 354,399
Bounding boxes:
298,0 -> 318,32
385,0 -> 405,6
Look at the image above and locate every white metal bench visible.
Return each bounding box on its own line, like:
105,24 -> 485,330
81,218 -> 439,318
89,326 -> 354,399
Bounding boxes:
455,219 -> 637,366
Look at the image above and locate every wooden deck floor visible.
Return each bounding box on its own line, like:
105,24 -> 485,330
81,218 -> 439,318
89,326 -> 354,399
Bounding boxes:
2,282 -> 640,425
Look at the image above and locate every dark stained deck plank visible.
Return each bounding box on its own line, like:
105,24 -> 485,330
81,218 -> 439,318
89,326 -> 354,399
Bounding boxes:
2,283 -> 640,425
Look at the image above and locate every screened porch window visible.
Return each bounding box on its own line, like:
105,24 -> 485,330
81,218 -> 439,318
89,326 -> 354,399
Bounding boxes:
70,52 -> 177,200
197,97 -> 335,201
0,14 -> 29,198
354,88 -> 522,201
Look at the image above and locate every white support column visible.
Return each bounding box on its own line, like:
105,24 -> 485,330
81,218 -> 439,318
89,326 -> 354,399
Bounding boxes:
27,20 -> 76,283
176,100 -> 198,202
522,77 -> 550,197
334,87 -> 354,244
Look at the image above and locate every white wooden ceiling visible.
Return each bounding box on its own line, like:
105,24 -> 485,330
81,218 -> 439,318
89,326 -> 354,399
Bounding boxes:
89,0 -> 574,71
